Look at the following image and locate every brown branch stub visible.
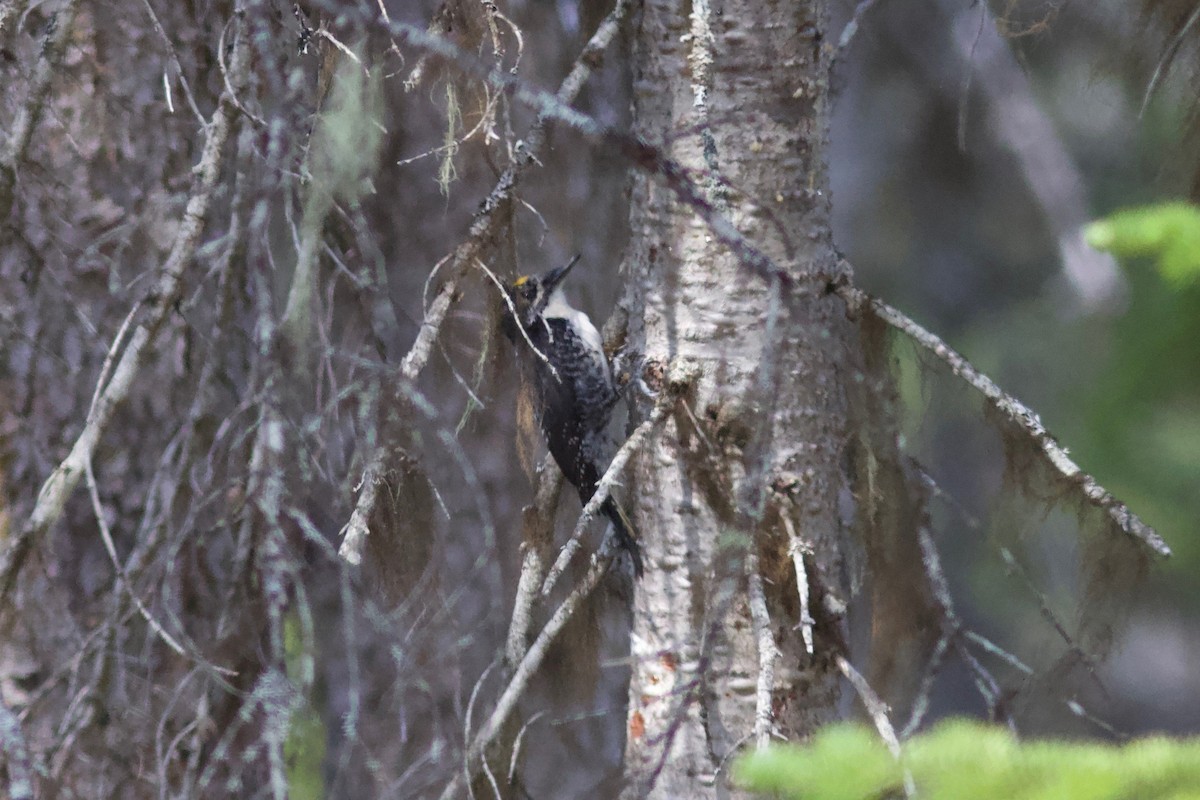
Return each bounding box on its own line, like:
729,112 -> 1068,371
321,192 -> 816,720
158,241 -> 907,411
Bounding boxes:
835,279 -> 1170,559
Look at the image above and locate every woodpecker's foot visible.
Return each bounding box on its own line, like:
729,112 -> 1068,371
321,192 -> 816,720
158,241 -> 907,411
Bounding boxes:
612,349 -> 659,401
609,346 -> 637,389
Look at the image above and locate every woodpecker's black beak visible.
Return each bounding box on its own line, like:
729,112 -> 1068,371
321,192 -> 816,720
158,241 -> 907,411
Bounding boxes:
539,254 -> 581,297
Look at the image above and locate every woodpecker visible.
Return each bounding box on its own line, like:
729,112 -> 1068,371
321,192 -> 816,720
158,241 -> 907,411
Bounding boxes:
503,256 -> 644,578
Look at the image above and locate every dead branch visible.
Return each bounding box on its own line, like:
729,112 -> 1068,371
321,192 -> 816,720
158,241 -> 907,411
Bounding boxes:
836,281 -> 1170,559
746,552 -> 780,750
836,655 -> 915,798
439,556 -> 612,800
780,512 -> 815,655
540,396 -> 672,597
938,0 -> 1122,308
138,0 -> 206,126
504,456 -> 562,668
339,0 -> 634,565
83,458 -> 188,660
0,7 -> 252,599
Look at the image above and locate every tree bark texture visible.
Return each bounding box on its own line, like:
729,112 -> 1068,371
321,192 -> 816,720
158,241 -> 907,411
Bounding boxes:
622,0 -> 854,795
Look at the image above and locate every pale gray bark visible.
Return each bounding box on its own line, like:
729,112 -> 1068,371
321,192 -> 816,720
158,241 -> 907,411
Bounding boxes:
621,0 -> 853,795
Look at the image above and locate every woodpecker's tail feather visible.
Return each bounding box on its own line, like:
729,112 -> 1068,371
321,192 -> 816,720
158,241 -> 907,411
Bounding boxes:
601,497 -> 644,578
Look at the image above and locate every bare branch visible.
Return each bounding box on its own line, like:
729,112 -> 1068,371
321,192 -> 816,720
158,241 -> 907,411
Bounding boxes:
836,655 -> 914,798
835,0 -> 883,61
1140,2 -> 1200,116
0,9 -> 252,598
338,446 -> 389,565
439,557 -> 612,800
463,658 -> 501,794
540,396 -> 672,597
941,0 -> 1122,308
84,458 -> 188,660
138,0 -> 207,127
836,280 -> 1170,558
746,552 -> 780,750
507,710 -> 546,785
476,257 -> 559,382
504,457 -> 562,668
780,512 -> 815,656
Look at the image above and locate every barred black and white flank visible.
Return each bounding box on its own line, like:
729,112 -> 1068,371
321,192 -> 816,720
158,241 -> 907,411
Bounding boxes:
503,256 -> 644,577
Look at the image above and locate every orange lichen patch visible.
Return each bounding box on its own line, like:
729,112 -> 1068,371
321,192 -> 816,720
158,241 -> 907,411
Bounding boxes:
629,710 -> 645,740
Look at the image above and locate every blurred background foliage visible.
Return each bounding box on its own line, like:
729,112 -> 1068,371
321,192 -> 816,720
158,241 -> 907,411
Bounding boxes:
830,0 -> 1200,735
736,719 -> 1200,800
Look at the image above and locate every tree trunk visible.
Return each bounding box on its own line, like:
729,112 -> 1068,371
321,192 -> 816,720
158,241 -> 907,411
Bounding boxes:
621,0 -> 853,795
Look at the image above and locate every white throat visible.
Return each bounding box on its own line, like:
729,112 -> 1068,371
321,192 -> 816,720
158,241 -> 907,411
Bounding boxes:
543,288 -> 610,380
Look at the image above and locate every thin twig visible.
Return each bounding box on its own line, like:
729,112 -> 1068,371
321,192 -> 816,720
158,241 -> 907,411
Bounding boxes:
84,302 -> 140,424
138,0 -> 206,126
835,0 -> 883,60
900,631 -> 952,738
836,280 -> 1170,558
1139,2 -> 1200,117
836,655 -> 915,798
962,630 -> 1032,675
997,546 -> 1103,680
746,551 -> 780,750
462,659 -> 501,796
438,557 -> 612,800
476,257 -> 559,381
0,11 -> 251,599
84,459 -> 189,660
507,710 -> 546,784
504,457 -> 562,668
780,512 -> 815,656
216,14 -> 267,128
540,397 -> 672,597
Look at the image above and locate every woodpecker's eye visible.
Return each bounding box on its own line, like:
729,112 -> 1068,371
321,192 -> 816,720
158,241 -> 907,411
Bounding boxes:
518,281 -> 538,301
